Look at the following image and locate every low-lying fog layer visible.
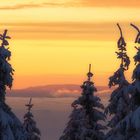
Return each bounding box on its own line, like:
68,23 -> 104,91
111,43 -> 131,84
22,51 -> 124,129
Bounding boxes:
6,96 -> 108,140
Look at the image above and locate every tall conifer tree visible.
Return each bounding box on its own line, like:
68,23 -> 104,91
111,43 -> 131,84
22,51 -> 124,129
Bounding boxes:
23,98 -> 41,140
129,23 -> 140,110
105,23 -> 140,140
59,64 -> 106,140
105,24 -> 130,128
0,30 -> 27,140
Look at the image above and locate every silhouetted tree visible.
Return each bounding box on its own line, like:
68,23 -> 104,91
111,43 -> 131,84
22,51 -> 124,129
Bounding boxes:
105,24 -> 130,128
23,98 -> 41,140
59,64 -> 106,140
0,30 -> 27,140
129,23 -> 140,110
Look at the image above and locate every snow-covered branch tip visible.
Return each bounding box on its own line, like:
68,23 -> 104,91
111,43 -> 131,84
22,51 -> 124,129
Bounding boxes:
116,23 -> 130,70
117,23 -> 126,49
0,29 -> 11,47
131,24 -> 140,64
130,23 -> 140,44
117,23 -> 123,37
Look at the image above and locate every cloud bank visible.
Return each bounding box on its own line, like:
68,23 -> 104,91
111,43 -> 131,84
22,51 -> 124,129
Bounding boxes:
0,0 -> 140,10
7,84 -> 111,98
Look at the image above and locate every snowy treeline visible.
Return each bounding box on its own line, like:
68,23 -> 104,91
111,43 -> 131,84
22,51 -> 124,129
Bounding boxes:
59,23 -> 140,140
1,24 -> 140,140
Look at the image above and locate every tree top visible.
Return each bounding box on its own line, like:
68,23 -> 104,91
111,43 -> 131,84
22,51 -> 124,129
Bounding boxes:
25,98 -> 33,112
87,64 -> 93,81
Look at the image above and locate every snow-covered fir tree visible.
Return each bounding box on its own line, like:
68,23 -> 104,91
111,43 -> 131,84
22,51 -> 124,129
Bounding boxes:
0,29 -> 27,140
129,23 -> 140,110
59,64 -> 106,140
105,24 -> 130,128
105,107 -> 140,140
23,98 -> 41,140
105,23 -> 140,140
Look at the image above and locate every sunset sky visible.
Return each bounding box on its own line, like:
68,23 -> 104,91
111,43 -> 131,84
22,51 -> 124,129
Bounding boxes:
1,0 -> 140,89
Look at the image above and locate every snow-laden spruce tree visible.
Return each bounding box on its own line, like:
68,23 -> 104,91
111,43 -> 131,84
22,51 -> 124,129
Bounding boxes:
105,24 -> 131,128
129,23 -> 140,110
105,107 -> 140,140
105,23 -> 140,140
0,29 -> 27,140
59,64 -> 106,140
23,98 -> 41,140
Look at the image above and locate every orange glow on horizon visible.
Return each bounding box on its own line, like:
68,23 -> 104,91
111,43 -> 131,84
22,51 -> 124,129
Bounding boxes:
9,39 -> 136,89
0,0 -> 139,89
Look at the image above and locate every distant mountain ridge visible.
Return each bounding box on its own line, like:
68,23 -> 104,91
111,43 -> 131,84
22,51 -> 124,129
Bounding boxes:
7,84 -> 111,98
